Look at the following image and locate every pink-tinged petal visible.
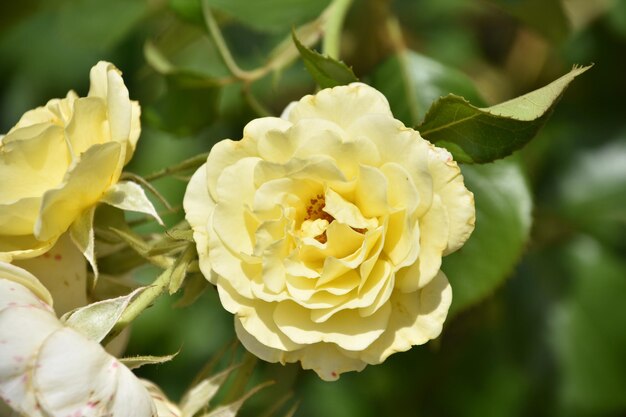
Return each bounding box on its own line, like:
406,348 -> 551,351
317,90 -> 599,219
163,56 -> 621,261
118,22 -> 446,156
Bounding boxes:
13,233 -> 87,315
0,306 -> 61,417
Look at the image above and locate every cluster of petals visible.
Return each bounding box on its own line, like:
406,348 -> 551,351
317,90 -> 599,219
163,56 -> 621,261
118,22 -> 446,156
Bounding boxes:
184,83 -> 475,380
0,61 -> 141,261
0,262 -> 160,416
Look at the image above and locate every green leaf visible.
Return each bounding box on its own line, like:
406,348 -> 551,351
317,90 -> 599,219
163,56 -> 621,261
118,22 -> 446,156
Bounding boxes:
553,237 -> 626,415
419,65 -> 592,164
174,272 -> 209,308
557,139 -> 626,250
370,50 -> 485,127
55,0 -> 148,51
486,0 -> 570,43
145,239 -> 188,257
61,287 -> 146,343
202,381 -> 274,417
167,244 -> 196,295
293,30 -> 358,89
180,365 -> 240,417
166,227 -> 195,243
169,0 -> 204,25
107,228 -> 174,270
443,158 -> 532,315
0,0 -> 41,36
144,71 -> 221,137
93,205 -> 130,243
120,352 -> 179,370
202,0 -> 331,33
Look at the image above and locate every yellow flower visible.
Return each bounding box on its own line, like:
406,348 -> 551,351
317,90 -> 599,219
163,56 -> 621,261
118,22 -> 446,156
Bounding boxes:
184,83 -> 475,380
0,61 -> 157,267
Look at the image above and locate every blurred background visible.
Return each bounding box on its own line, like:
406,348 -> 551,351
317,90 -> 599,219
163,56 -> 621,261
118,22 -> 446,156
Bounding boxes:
1,0 -> 625,416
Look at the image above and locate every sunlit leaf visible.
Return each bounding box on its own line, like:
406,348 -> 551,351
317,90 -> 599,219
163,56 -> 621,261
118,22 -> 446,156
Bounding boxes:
120,352 -> 179,370
443,158 -> 532,315
180,365 -> 240,417
419,65 -> 591,163
62,287 -> 145,342
101,181 -> 164,226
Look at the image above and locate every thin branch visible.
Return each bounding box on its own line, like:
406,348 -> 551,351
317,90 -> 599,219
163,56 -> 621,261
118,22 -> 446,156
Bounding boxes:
143,153 -> 209,182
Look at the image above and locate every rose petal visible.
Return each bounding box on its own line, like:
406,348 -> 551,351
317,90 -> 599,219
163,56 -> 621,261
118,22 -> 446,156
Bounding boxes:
35,142 -> 122,242
428,146 -> 476,255
274,299 -> 391,351
0,125 -> 69,203
285,83 -> 393,130
284,343 -> 367,381
361,271 -> 452,364
183,163 -> 215,281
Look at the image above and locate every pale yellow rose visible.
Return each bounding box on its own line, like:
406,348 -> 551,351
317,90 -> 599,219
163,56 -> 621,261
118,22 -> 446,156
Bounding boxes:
0,61 -> 141,263
183,83 -> 475,380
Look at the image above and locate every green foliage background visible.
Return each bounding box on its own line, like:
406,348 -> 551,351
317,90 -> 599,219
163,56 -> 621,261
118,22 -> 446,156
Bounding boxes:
1,0 -> 625,416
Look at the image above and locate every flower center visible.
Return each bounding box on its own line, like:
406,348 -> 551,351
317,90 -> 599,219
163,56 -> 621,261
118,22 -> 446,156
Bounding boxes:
303,194 -> 334,243
300,194 -> 368,243
304,194 -> 334,223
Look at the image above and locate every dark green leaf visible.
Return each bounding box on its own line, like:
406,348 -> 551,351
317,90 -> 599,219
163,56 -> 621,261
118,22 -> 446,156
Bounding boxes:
169,0 -> 204,25
443,158 -> 532,315
203,0 -> 330,33
553,237 -> 626,415
419,65 -> 591,163
174,272 -> 209,308
93,205 -> 130,244
0,0 -> 41,35
144,71 -> 221,137
55,0 -> 148,50
370,50 -> 485,126
292,31 -> 358,89
486,0 -> 570,44
557,139 -> 626,250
